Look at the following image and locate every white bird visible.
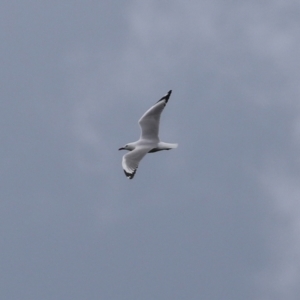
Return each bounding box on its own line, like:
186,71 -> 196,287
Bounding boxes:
119,90 -> 178,179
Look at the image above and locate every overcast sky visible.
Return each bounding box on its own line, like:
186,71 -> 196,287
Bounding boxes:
1,1 -> 300,299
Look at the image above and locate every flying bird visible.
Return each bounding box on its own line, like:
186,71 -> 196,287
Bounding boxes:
119,90 -> 178,179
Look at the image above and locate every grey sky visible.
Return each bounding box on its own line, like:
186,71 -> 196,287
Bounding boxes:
1,1 -> 300,299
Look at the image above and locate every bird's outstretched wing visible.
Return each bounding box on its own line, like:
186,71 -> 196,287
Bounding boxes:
138,90 -> 172,141
122,146 -> 152,179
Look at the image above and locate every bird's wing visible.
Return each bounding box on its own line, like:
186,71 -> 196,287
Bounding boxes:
138,90 -> 172,141
122,146 -> 152,179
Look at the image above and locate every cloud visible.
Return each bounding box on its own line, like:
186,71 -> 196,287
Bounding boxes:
59,1 -> 300,297
258,155 -> 300,299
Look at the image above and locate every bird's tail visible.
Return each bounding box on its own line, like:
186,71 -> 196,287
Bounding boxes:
159,142 -> 178,149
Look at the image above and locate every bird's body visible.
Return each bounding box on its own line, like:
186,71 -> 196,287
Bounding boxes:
119,90 -> 178,179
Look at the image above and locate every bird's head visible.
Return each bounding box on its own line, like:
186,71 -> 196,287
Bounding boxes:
118,143 -> 135,151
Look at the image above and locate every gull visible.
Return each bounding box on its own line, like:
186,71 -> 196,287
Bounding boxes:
119,90 -> 178,179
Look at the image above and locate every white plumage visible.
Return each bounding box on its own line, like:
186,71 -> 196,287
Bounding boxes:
119,90 -> 178,179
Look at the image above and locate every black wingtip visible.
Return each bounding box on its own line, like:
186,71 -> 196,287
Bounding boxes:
157,90 -> 172,103
123,169 -> 136,179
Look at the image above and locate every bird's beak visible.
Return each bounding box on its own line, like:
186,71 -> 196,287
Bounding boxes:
118,147 -> 125,150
